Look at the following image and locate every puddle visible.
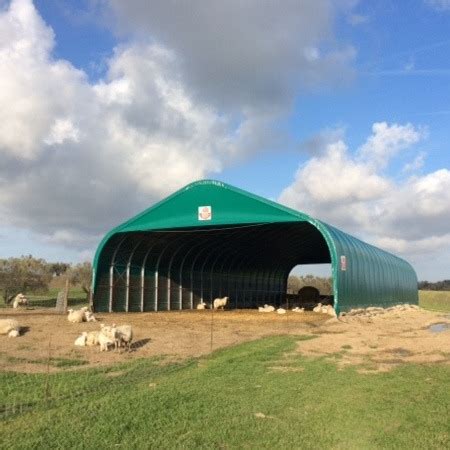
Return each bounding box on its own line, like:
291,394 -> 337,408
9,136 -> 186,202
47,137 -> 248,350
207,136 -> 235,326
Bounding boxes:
428,323 -> 450,333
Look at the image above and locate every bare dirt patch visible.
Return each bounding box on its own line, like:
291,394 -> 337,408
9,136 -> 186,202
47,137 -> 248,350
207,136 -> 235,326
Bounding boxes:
1,308 -> 449,373
0,309 -> 326,372
298,309 -> 450,372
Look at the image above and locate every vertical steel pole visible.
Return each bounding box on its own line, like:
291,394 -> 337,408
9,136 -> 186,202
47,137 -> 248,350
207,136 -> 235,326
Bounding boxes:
109,236 -> 127,313
140,240 -> 159,312
125,239 -> 144,312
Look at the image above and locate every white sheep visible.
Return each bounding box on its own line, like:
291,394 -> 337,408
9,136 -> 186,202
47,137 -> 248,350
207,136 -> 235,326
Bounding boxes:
67,306 -> 91,323
213,296 -> 228,310
67,308 -> 86,323
74,332 -> 87,346
197,301 -> 206,310
98,324 -> 117,352
258,304 -> 276,312
86,331 -> 100,346
0,318 -> 21,337
276,308 -> 286,314
313,303 -> 323,313
84,311 -> 97,322
292,307 -> 305,313
115,325 -> 133,352
12,293 -> 28,309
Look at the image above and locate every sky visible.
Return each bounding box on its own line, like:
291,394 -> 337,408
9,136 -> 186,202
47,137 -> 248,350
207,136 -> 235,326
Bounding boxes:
0,0 -> 449,281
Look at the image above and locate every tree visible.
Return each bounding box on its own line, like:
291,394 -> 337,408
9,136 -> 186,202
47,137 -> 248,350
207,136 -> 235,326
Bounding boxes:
287,274 -> 332,295
68,262 -> 93,299
0,256 -> 52,304
48,262 -> 70,277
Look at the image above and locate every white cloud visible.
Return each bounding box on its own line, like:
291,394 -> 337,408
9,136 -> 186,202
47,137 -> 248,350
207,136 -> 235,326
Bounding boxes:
402,151 -> 426,173
107,0 -> 356,111
0,0 -> 356,254
279,123 -> 450,274
44,118 -> 80,145
425,0 -> 450,11
358,122 -> 424,169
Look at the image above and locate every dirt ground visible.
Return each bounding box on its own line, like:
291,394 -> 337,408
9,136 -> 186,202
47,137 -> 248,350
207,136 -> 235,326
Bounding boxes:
1,307 -> 449,373
298,308 -> 450,372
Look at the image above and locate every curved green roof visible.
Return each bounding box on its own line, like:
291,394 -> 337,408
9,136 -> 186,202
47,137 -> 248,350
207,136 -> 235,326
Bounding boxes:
92,180 -> 418,313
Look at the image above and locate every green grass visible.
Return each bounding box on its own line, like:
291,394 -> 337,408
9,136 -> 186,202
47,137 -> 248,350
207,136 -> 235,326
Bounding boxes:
20,287 -> 87,309
1,336 -> 449,449
419,290 -> 450,312
0,352 -> 88,368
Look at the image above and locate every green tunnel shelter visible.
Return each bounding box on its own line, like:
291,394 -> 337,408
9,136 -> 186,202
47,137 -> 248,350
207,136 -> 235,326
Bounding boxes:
92,180 -> 418,314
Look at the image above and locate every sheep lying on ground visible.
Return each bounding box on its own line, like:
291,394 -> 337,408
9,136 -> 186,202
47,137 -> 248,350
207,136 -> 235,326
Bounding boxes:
67,307 -> 89,323
115,325 -> 133,352
292,307 -> 305,313
74,332 -> 87,346
86,331 -> 100,346
0,318 -> 21,337
213,296 -> 228,310
197,301 -> 206,310
67,307 -> 97,323
258,304 -> 275,312
313,303 -> 323,313
84,311 -> 97,322
12,293 -> 28,309
277,308 -> 287,314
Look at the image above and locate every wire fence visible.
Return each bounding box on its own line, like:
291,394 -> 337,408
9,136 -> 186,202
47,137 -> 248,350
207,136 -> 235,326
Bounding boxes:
0,294 -> 332,421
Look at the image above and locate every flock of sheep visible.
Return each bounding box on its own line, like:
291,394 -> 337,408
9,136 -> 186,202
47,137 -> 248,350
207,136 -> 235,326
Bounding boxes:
74,323 -> 133,352
257,302 -> 336,316
1,292 -> 338,344
195,295 -> 337,317
196,296 -> 229,310
68,307 -> 134,352
0,294 -> 133,353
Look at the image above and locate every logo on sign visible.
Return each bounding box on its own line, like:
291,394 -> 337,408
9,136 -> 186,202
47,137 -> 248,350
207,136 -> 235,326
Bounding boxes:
198,206 -> 212,221
340,255 -> 347,271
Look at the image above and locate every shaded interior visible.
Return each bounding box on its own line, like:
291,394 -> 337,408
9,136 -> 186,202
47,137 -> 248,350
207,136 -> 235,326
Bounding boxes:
93,222 -> 331,312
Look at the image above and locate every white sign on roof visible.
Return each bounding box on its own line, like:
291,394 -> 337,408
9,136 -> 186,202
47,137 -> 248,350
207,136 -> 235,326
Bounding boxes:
198,205 -> 212,221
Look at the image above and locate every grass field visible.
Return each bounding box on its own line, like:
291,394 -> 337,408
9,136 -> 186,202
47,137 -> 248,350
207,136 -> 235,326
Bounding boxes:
1,288 -> 88,309
1,335 -> 449,449
419,290 -> 450,312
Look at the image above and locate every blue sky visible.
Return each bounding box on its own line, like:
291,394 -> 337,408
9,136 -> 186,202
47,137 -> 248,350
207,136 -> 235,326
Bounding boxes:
0,0 -> 449,281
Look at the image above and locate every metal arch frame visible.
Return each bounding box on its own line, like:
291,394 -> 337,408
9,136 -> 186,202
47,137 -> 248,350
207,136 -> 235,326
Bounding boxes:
206,227 -> 253,302
106,221 -> 337,313
195,234 -> 236,302
216,250 -> 240,297
224,224 -> 271,298
177,237 -> 214,309
212,247 -> 240,299
125,237 -> 147,312
226,224 -> 286,307
109,235 -> 128,313
216,225 -> 274,307
199,237 -> 238,304
188,233 -> 222,308
140,237 -> 164,312
153,233 -> 189,312
166,233 -> 204,310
